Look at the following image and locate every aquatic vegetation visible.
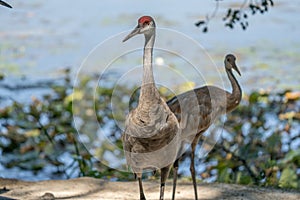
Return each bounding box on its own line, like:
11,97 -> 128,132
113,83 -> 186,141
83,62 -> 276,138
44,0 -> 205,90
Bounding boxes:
0,74 -> 299,189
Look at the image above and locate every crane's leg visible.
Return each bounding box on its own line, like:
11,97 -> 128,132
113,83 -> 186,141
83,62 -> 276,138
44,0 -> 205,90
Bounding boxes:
172,159 -> 179,200
136,173 -> 146,200
190,136 -> 200,200
159,166 -> 171,200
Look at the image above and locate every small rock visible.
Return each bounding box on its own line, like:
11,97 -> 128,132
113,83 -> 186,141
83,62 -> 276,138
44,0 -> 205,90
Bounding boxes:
40,192 -> 55,200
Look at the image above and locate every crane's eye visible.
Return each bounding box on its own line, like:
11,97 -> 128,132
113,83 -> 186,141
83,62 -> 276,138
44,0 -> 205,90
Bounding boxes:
143,21 -> 150,26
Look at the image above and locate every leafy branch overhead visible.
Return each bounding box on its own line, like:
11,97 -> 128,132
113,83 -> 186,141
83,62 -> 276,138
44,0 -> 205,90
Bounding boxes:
195,0 -> 274,32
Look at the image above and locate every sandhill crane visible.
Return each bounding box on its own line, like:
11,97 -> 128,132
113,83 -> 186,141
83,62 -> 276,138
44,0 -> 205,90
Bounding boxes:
0,0 -> 12,8
168,54 -> 242,200
122,16 -> 180,200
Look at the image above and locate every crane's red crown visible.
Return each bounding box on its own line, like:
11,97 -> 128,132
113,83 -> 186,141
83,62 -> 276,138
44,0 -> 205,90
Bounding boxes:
138,16 -> 153,25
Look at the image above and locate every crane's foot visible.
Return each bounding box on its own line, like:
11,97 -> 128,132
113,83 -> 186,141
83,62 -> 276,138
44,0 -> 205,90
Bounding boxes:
172,159 -> 179,200
159,183 -> 165,200
138,177 -> 146,200
140,193 -> 146,200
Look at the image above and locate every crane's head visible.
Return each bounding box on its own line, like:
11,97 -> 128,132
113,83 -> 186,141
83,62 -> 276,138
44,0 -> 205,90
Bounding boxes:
0,0 -> 12,8
123,16 -> 156,42
224,54 -> 241,76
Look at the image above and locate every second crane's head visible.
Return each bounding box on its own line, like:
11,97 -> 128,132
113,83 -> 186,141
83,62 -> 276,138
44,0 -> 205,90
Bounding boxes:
224,54 -> 241,76
123,16 -> 156,42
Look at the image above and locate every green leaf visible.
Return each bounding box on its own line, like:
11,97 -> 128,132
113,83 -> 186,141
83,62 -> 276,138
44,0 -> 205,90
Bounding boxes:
279,167 -> 298,189
0,73 -> 4,80
236,171 -> 253,184
218,167 -> 231,183
249,91 -> 260,103
279,149 -> 300,165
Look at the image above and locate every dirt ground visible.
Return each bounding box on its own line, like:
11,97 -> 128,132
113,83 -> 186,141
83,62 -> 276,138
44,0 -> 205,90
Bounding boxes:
0,177 -> 299,200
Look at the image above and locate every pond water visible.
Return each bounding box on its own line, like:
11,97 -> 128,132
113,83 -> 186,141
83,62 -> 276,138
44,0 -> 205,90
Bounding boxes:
0,0 -> 300,95
0,0 -> 300,181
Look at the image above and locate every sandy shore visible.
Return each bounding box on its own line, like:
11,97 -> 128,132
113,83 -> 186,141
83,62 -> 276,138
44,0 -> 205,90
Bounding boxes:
0,177 -> 299,200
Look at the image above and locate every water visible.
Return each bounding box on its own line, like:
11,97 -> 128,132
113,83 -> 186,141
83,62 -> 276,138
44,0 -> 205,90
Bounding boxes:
0,0 -> 299,94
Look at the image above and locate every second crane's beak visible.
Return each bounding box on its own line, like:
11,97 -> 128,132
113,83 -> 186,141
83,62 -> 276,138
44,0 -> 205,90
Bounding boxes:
232,62 -> 241,76
123,25 -> 141,42
0,0 -> 12,8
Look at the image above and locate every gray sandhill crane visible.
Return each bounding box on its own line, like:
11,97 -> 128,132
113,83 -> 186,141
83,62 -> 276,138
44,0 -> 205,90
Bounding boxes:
0,0 -> 12,8
167,54 -> 242,200
122,16 -> 180,200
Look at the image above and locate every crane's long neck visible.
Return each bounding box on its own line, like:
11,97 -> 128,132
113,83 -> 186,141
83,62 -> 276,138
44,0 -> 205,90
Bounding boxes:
226,69 -> 242,112
139,32 -> 160,101
142,33 -> 155,85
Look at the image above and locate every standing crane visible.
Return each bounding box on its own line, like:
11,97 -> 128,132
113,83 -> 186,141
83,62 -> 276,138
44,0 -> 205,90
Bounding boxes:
122,16 -> 180,200
0,0 -> 12,8
168,54 -> 242,200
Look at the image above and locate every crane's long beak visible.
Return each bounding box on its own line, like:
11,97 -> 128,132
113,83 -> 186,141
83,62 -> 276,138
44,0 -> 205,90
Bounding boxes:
123,25 -> 140,42
0,0 -> 12,8
232,62 -> 241,76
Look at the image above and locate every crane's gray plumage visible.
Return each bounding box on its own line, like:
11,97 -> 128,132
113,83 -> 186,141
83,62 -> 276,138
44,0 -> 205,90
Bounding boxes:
168,54 -> 242,200
122,16 -> 180,200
